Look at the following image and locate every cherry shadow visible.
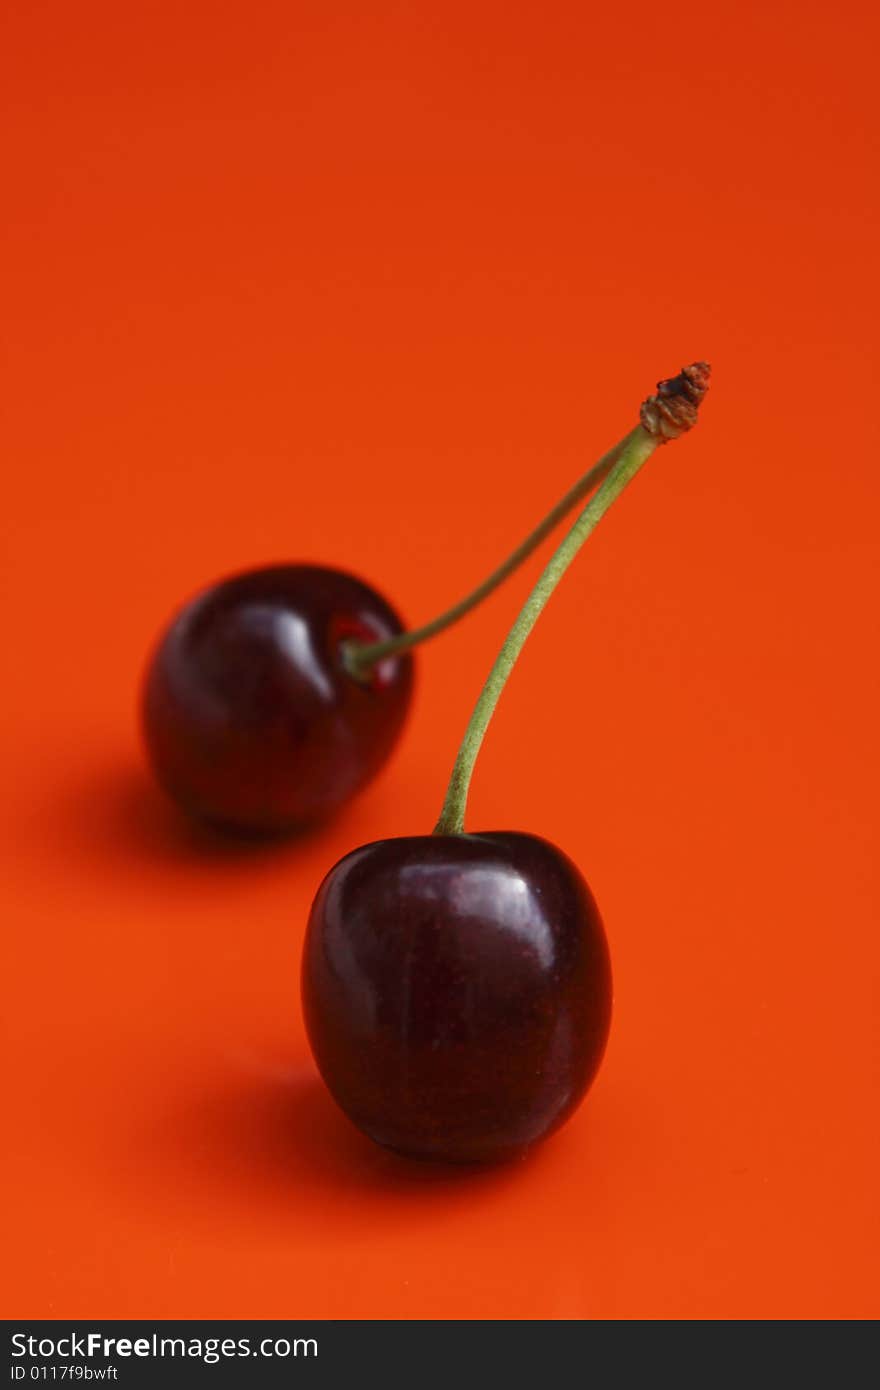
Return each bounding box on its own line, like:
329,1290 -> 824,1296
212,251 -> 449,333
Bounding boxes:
52,761 -> 354,872
131,1065 -> 531,1237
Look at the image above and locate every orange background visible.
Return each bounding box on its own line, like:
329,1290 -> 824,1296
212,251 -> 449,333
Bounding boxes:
3,1 -> 878,1320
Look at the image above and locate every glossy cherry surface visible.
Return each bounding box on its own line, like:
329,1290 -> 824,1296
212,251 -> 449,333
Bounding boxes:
302,831 -> 612,1163
142,564 -> 413,833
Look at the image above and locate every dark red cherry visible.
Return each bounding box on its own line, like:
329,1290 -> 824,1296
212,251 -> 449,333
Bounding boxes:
299,364 -> 708,1162
302,832 -> 611,1163
141,565 -> 413,833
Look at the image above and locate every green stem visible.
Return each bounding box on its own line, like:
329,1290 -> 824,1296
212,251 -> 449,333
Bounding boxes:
434,425 -> 657,836
343,440 -> 623,678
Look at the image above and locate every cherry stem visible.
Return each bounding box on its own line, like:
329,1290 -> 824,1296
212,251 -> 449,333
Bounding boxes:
433,424 -> 657,835
342,441 -> 624,679
431,357 -> 712,835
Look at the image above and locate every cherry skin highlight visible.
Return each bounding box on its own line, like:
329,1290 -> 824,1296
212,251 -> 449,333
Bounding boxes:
141,564 -> 413,834
302,832 -> 611,1163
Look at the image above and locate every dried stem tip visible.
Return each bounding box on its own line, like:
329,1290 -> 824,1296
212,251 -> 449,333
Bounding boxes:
640,361 -> 711,441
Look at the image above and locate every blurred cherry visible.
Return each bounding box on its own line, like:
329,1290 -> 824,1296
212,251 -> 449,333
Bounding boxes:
140,434 -> 623,834
142,564 -> 413,834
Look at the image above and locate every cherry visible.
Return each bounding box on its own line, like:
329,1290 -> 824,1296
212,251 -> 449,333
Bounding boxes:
142,565 -> 413,833
302,364 -> 710,1161
303,832 -> 611,1162
141,440 -> 623,834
